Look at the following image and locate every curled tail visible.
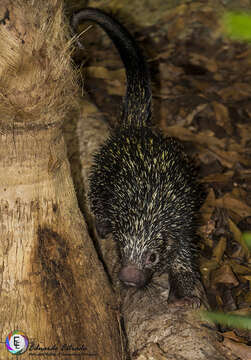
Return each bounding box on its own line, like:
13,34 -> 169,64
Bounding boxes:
71,8 -> 152,127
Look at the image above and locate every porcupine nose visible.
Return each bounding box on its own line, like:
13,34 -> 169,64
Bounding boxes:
118,264 -> 151,288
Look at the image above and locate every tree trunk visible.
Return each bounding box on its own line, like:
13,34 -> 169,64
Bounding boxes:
0,1 -> 124,359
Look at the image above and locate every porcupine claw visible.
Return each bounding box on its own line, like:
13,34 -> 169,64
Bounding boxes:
170,296 -> 201,309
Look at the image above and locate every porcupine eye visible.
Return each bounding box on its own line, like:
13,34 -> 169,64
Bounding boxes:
145,251 -> 159,266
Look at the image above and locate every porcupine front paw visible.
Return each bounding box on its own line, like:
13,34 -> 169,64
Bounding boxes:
169,270 -> 201,309
94,217 -> 112,238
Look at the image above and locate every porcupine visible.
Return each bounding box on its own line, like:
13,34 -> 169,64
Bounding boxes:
71,8 -> 203,306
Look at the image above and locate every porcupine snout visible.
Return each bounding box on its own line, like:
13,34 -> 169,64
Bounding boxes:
118,264 -> 152,288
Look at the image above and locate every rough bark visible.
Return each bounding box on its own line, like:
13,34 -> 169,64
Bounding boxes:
74,97 -> 240,360
0,1 -> 124,359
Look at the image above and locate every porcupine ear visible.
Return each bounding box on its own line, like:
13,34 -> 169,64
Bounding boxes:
71,8 -> 152,128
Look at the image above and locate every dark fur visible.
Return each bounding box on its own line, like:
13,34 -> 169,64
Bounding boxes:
71,8 -> 202,301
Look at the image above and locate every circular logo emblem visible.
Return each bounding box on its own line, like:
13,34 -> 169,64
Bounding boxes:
5,330 -> 29,355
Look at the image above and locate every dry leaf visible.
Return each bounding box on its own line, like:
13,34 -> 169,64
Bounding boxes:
164,126 -> 225,149
244,291 -> 251,304
222,331 -> 248,343
237,124 -> 251,147
186,103 -> 208,124
86,66 -> 125,82
200,258 -> 219,287
223,338 -> 251,360
190,53 -> 218,72
201,172 -> 234,183
219,83 -> 251,102
228,261 -> 251,276
212,101 -> 233,136
200,188 -> 216,223
212,236 -> 227,263
229,218 -> 250,258
215,194 -> 251,218
229,308 -> 251,316
208,147 -> 250,168
211,264 -> 239,289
